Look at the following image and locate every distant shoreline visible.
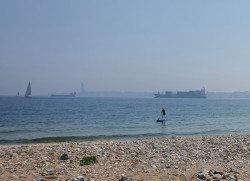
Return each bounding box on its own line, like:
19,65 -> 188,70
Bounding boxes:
0,134 -> 249,180
3,91 -> 250,98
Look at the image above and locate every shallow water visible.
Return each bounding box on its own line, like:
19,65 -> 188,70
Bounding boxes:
0,96 -> 249,144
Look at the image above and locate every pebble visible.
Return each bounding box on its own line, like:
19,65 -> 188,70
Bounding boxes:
196,169 -> 242,181
60,153 -> 69,160
0,134 -> 249,181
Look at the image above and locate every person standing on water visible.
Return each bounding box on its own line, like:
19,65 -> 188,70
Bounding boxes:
161,108 -> 166,119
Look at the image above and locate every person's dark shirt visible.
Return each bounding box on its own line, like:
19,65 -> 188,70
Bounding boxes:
162,109 -> 165,115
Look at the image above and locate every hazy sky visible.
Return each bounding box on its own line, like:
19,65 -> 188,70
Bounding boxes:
1,0 -> 250,95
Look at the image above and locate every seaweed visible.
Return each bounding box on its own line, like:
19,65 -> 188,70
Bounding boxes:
80,156 -> 98,166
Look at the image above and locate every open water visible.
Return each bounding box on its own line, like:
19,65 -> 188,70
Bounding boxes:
0,96 -> 249,145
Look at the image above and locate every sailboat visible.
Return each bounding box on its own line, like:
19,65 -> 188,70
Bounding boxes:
24,82 -> 31,98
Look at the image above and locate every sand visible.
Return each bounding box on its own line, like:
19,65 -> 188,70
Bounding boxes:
0,134 -> 249,181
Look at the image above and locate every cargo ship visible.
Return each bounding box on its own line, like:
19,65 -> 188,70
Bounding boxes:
154,88 -> 206,98
51,92 -> 76,98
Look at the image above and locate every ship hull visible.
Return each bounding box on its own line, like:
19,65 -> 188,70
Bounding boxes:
154,89 -> 206,99
51,95 -> 76,98
154,94 -> 206,98
51,92 -> 76,98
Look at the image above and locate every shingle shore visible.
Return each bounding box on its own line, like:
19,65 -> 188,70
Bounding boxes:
0,134 -> 249,181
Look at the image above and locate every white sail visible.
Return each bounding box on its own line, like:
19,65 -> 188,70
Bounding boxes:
24,82 -> 31,98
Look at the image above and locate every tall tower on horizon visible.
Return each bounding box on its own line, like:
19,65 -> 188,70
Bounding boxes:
81,83 -> 85,93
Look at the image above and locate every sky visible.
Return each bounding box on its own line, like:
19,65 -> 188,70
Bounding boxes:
1,0 -> 250,96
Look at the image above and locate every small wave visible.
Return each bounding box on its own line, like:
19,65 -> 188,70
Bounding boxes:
0,129 -> 234,145
0,132 -> 167,145
173,129 -> 223,137
0,130 -> 18,134
0,129 -> 37,134
0,130 -> 27,134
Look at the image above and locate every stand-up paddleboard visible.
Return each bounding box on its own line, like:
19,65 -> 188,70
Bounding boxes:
157,108 -> 167,123
156,119 -> 166,122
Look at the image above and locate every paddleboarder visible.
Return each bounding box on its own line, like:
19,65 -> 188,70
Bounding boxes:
161,108 -> 166,119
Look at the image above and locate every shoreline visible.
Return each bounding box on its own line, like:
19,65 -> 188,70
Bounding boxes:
0,134 -> 249,181
1,132 -> 249,146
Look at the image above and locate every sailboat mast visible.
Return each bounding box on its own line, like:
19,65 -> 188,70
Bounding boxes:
24,82 -> 31,98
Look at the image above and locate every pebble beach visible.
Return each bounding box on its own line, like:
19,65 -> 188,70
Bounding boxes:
0,134 -> 249,181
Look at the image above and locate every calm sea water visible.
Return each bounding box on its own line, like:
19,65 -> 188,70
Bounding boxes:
0,97 -> 249,145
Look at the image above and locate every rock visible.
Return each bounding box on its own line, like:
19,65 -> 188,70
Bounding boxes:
65,176 -> 84,181
205,175 -> 212,181
12,153 -> 18,158
197,169 -> 209,180
76,175 -> 84,181
212,174 -> 222,180
197,173 -> 206,180
208,170 -> 213,176
119,176 -> 126,181
213,170 -> 224,175
66,178 -> 74,181
60,153 -> 69,160
234,174 -> 238,180
119,175 -> 133,181
222,172 -> 230,179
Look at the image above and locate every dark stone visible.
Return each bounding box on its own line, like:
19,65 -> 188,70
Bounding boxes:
76,176 -> 84,181
213,170 -> 224,175
222,172 -> 230,179
119,176 -> 133,181
208,170 -> 214,176
197,173 -> 206,180
234,174 -> 238,180
60,153 -> 69,160
233,171 -> 240,174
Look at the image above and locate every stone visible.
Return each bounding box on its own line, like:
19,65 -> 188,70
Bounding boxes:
60,153 -> 69,160
213,174 -> 222,180
197,173 -> 206,180
76,175 -> 84,181
205,175 -> 212,181
208,170 -> 214,176
119,175 -> 133,181
214,170 -> 224,175
222,172 -> 230,179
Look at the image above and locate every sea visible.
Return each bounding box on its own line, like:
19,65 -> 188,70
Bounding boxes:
0,96 -> 249,145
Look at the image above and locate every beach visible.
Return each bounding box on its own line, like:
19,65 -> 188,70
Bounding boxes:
0,134 -> 249,181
